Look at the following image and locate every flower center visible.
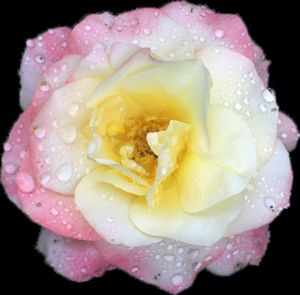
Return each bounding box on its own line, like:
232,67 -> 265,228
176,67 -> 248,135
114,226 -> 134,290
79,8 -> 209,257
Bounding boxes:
116,117 -> 169,178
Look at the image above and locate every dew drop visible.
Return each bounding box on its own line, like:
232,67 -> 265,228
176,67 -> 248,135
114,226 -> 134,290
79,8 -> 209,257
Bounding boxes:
280,132 -> 288,139
35,55 -> 46,64
67,102 -> 79,117
167,50 -> 176,58
34,126 -> 46,139
40,81 -> 50,92
264,197 -> 276,210
187,249 -> 199,259
262,89 -> 275,103
50,208 -> 59,216
58,126 -> 77,144
163,254 -> 175,262
16,172 -> 35,193
234,102 -> 242,110
171,274 -> 184,286
215,29 -> 224,38
177,247 -> 184,254
26,39 -> 35,47
143,28 -> 151,35
66,224 -> 72,230
80,267 -> 87,274
4,142 -> 12,152
4,163 -> 17,175
259,104 -> 267,112
84,25 -> 92,31
56,164 -> 73,181
40,173 -> 50,185
192,261 -> 202,272
131,267 -> 139,273
106,216 -> 114,223
226,243 -> 233,250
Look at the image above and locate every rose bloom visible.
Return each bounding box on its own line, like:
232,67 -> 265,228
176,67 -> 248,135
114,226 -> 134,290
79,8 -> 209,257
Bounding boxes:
1,1 -> 298,293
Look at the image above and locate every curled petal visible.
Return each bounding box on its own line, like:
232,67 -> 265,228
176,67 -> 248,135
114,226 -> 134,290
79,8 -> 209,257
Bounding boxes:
37,229 -> 109,282
207,226 -> 270,276
20,27 -> 71,110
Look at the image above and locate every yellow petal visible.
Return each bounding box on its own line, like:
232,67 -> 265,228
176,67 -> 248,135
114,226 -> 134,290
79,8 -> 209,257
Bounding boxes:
178,152 -> 247,213
120,59 -> 211,153
129,177 -> 242,246
75,168 -> 159,247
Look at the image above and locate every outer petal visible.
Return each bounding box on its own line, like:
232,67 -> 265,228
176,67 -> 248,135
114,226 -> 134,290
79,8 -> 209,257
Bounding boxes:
162,2 -> 254,60
278,112 -> 299,152
1,107 -> 35,206
30,78 -> 101,195
75,168 -> 160,247
16,152 -> 99,241
198,47 -> 278,167
226,140 -> 292,236
207,226 -> 270,276
20,27 -> 71,109
253,43 -> 270,86
96,237 -> 225,294
37,229 -> 109,282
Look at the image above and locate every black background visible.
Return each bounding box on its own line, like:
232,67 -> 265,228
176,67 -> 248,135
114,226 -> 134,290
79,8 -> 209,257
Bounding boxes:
1,0 -> 299,294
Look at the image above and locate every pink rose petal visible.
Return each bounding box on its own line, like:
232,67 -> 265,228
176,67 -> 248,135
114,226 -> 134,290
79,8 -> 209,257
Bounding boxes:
16,152 -> 100,241
253,43 -> 270,86
207,226 -> 270,276
20,27 -> 71,109
37,229 -> 108,282
96,238 -> 225,294
278,112 -> 299,152
162,1 -> 254,60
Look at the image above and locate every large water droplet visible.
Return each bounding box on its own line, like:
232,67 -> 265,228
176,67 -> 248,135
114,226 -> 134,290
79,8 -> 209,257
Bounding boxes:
264,197 -> 276,210
34,126 -> 46,139
262,89 -> 275,103
4,142 -> 12,151
214,29 -> 224,38
56,164 -> 73,182
171,274 -> 184,286
163,254 -> 175,262
58,126 -> 77,144
67,102 -> 80,117
187,249 -> 199,259
16,172 -> 35,193
4,163 -> 17,175
50,208 -> 59,216
35,55 -> 46,64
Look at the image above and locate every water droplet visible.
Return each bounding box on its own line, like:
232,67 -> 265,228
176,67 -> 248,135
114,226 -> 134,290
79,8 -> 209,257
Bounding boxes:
264,197 -> 275,210
4,163 -> 17,175
56,164 -> 73,182
26,39 -> 35,47
80,267 -> 87,274
19,150 -> 26,159
106,216 -> 114,223
262,89 -> 275,103
163,254 -> 175,262
215,29 -> 224,38
167,50 -> 176,58
259,104 -> 267,112
61,64 -> 69,72
58,126 -> 77,144
40,81 -> 50,92
16,172 -> 35,193
187,249 -> 199,259
40,173 -> 50,185
226,243 -> 233,250
177,247 -> 184,254
35,55 -> 46,64
167,244 -> 174,250
234,102 -> 242,110
66,224 -> 72,230
280,132 -> 288,139
67,102 -> 79,117
171,274 -> 184,286
4,142 -> 12,152
51,208 -> 59,216
143,28 -> 151,35
84,25 -> 92,31
161,167 -> 167,176
34,126 -> 46,139
131,267 -> 139,273
192,261 -> 202,272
